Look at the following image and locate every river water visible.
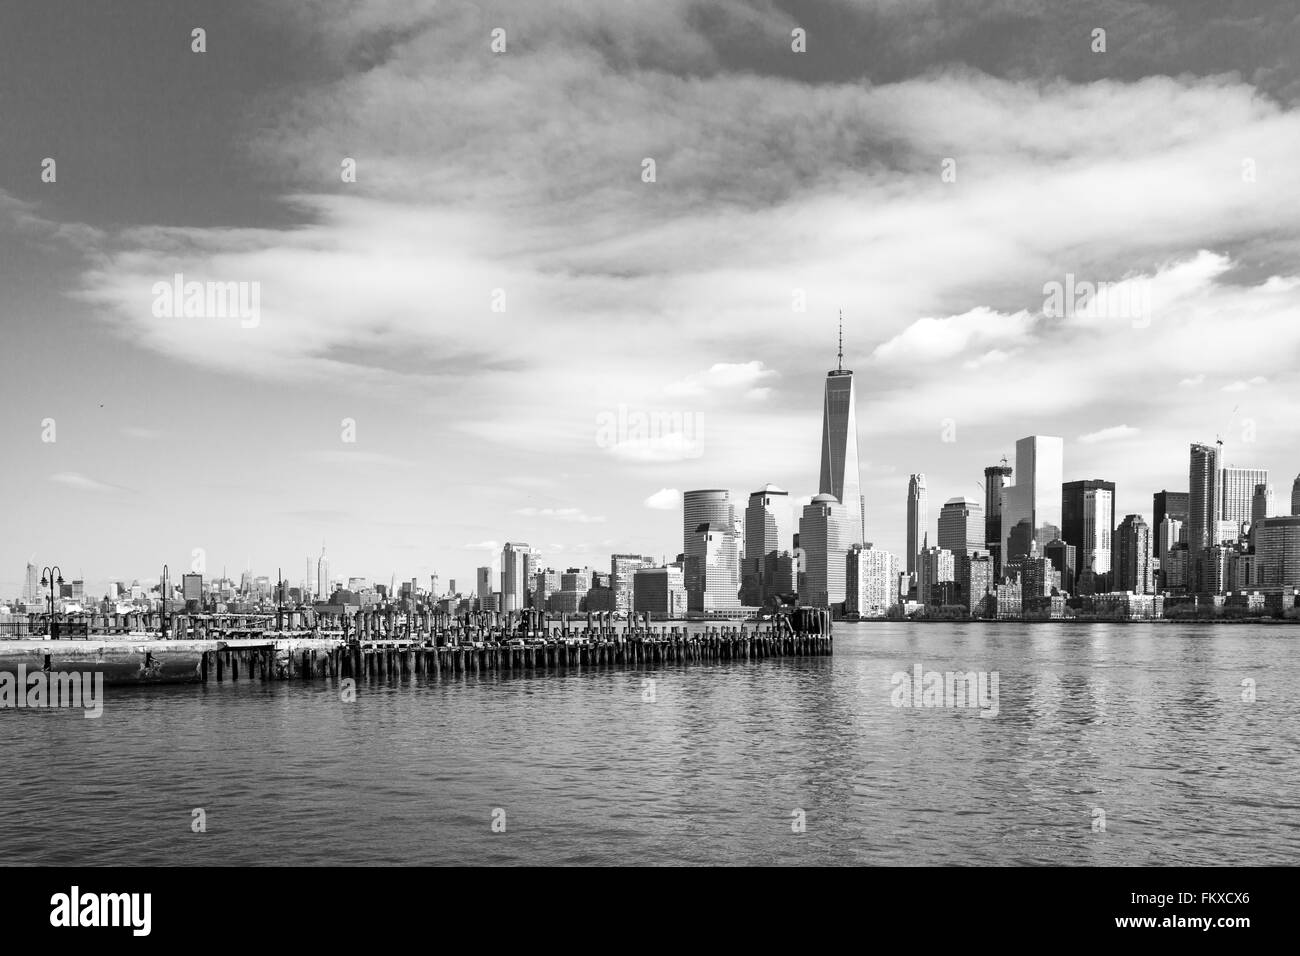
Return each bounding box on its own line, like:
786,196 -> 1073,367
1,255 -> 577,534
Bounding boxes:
2,622 -> 1296,865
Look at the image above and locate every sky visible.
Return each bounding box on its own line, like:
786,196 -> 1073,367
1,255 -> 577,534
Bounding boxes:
3,0 -> 1300,597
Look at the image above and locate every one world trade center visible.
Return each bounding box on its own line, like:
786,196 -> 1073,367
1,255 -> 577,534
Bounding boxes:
818,315 -> 865,545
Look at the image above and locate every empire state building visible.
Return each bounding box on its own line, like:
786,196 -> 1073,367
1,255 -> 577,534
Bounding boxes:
818,315 -> 865,545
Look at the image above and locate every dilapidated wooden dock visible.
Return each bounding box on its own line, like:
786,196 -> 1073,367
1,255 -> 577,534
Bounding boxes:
1,613 -> 833,687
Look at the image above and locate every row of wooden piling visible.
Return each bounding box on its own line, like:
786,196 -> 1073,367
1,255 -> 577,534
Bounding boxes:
199,632 -> 832,684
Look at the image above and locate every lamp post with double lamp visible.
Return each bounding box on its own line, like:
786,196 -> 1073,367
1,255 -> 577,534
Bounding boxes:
277,567 -> 284,632
160,564 -> 170,639
40,565 -> 64,638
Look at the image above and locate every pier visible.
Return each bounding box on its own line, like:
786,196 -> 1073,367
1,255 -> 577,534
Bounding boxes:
0,609 -> 833,686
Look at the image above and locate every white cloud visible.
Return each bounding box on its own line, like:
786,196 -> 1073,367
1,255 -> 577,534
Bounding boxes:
1078,425 -> 1140,444
664,361 -> 777,398
644,488 -> 681,510
872,308 -> 1037,364
1222,376 -> 1267,392
1179,375 -> 1206,387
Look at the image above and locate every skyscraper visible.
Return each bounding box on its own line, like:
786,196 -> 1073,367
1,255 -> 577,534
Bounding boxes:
1221,465 -> 1268,530
683,490 -> 738,605
316,544 -> 329,602
846,544 -> 901,617
1188,442 -> 1220,589
501,542 -> 531,612
1293,475 -> 1300,516
1000,435 -> 1065,563
916,546 -> 956,606
22,562 -> 39,605
1157,516 -> 1184,590
798,494 -> 852,608
1082,488 -> 1113,584
983,460 -> 1013,571
1152,490 -> 1189,539
1254,516 -> 1300,587
906,474 -> 928,576
1251,482 -> 1274,523
741,484 -> 792,607
611,554 -> 657,612
818,316 -> 864,545
1153,490 -> 1189,560
685,523 -> 742,614
1043,539 -> 1077,594
938,497 -> 984,558
1114,514 -> 1153,594
1062,479 -> 1116,573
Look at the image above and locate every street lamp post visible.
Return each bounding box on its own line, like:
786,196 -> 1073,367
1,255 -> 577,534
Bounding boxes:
277,567 -> 284,632
160,564 -> 170,639
40,566 -> 64,638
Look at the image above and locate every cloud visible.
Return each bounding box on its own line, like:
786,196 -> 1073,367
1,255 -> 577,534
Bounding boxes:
605,433 -> 704,463
1078,425 -> 1140,444
643,488 -> 681,510
664,361 -> 777,398
1178,375 -> 1206,387
1222,376 -> 1267,392
49,472 -> 127,494
872,308 -> 1038,364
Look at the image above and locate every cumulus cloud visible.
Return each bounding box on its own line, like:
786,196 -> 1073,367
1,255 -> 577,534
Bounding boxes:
644,488 -> 681,510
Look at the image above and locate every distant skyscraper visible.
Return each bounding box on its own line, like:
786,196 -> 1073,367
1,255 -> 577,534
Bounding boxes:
1254,516 -> 1300,587
983,460 -> 1013,569
1001,436 -> 1064,563
917,546 -> 956,606
1251,482 -> 1274,524
1043,539 -> 1077,594
1114,514 -> 1154,594
611,554 -> 657,612
938,497 -> 984,558
1188,442 -> 1220,588
742,484 -> 792,607
1082,488 -> 1113,581
476,566 -> 492,602
501,542 -> 531,612
316,545 -> 329,602
818,316 -> 865,545
846,544 -> 901,617
683,490 -> 738,607
685,523 -> 741,613
1221,465 -> 1268,529
1157,516 -> 1185,590
1062,479 -> 1116,573
1293,475 -> 1300,516
906,474 -> 928,576
1152,490 -> 1189,540
22,562 -> 39,604
798,494 -> 853,608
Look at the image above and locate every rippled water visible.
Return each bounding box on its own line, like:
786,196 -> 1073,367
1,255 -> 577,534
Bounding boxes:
2,622 -> 1297,865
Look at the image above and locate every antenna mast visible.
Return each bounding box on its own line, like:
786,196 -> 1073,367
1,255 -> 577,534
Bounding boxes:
837,310 -> 843,371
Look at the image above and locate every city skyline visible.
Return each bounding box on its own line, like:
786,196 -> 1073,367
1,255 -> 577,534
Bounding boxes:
5,2 -> 1300,597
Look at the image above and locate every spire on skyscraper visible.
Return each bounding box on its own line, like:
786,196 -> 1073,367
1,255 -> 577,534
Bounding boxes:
837,310 -> 843,372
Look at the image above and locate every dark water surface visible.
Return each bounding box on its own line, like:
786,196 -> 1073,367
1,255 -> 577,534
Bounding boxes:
2,622 -> 1296,865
